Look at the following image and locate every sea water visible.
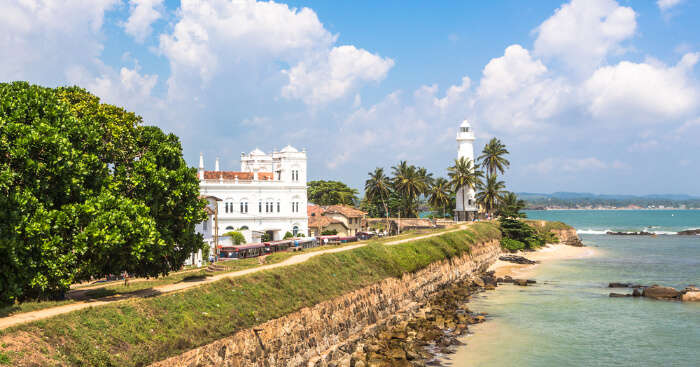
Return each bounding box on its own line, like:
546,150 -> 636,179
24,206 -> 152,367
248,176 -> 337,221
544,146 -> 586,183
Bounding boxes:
447,210 -> 700,367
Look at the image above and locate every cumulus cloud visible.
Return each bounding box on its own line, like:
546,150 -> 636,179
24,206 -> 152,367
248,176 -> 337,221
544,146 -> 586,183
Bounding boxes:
158,0 -> 391,106
0,0 -> 119,85
584,53 -> 700,122
657,0 -> 683,11
123,0 -> 164,43
281,45 -> 394,105
475,45 -> 571,131
534,0 -> 636,73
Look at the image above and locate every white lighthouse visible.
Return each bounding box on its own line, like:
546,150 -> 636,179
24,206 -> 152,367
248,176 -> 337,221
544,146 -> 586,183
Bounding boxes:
455,120 -> 478,221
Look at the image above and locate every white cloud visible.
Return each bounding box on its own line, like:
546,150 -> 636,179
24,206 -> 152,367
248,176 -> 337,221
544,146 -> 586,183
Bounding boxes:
475,45 -> 571,130
123,0 -> 164,43
0,0 -> 119,85
534,0 -> 636,73
584,53 -> 700,122
159,0 -> 390,106
281,45 -> 394,105
657,0 -> 683,11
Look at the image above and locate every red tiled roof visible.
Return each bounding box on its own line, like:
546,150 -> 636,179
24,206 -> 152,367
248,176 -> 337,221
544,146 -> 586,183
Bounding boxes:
307,204 -> 325,217
203,171 -> 274,180
308,215 -> 347,229
324,205 -> 366,218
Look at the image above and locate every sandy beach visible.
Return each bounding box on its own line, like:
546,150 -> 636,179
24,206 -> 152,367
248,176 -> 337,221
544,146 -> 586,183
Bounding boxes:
489,243 -> 598,279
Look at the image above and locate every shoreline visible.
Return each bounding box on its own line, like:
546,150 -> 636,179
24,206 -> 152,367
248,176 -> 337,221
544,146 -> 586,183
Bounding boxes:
490,243 -> 598,279
439,243 -> 598,366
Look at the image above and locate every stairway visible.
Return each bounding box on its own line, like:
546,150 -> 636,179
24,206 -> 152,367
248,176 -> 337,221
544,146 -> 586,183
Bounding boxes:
205,263 -> 227,275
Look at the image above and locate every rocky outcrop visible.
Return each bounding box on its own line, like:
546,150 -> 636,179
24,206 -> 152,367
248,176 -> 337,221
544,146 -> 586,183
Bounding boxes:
606,231 -> 656,236
551,228 -> 584,247
607,284 -> 699,302
677,229 -> 700,235
150,239 -> 502,367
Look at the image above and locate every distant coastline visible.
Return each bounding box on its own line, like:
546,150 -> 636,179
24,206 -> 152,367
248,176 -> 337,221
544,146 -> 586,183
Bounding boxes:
527,207 -> 700,211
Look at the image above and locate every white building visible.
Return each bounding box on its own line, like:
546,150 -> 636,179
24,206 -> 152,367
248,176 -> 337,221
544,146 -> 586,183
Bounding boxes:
455,120 -> 478,221
197,146 -> 308,246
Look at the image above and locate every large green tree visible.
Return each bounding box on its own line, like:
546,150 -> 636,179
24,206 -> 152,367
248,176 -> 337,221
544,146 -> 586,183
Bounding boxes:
496,192 -> 527,219
307,180 -> 359,205
0,82 -> 205,304
478,138 -> 510,178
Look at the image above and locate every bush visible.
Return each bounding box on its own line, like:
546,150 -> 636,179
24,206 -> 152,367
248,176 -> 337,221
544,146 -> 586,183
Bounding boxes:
283,231 -> 293,239
223,231 -> 246,245
321,229 -> 338,235
0,82 -> 205,304
501,238 -> 525,252
498,218 -> 545,250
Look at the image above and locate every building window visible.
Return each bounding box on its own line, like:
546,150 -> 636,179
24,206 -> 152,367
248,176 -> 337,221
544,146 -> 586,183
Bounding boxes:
203,220 -> 208,231
240,201 -> 248,213
277,201 -> 280,212
259,200 -> 262,213
291,202 -> 300,213
293,225 -> 299,236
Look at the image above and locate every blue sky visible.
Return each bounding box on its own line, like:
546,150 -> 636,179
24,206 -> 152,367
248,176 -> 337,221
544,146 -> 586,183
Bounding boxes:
2,0 -> 700,195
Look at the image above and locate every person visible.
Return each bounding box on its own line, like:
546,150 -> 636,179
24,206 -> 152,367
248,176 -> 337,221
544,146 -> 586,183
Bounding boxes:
122,271 -> 129,287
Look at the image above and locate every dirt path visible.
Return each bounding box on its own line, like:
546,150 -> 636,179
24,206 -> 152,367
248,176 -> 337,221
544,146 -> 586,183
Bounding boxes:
0,225 -> 468,330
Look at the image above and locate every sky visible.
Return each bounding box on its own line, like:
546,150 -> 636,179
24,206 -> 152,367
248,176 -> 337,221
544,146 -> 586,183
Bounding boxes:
2,0 -> 700,195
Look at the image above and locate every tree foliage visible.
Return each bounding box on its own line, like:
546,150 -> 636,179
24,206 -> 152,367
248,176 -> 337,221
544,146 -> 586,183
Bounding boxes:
496,192 -> 527,218
447,157 -> 483,213
498,218 -> 544,251
0,82 -> 205,304
478,138 -> 510,178
224,231 -> 246,245
307,180 -> 359,205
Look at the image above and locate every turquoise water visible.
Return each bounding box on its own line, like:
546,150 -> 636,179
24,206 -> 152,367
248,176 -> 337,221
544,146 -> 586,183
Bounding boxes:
449,210 -> 700,367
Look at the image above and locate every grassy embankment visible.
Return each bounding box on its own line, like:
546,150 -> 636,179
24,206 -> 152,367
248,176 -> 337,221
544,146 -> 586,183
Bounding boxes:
0,228 -> 457,318
0,222 -> 500,367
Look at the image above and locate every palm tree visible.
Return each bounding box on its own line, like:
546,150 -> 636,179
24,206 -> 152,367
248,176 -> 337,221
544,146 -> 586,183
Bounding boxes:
476,175 -> 506,216
478,138 -> 510,178
496,191 -> 527,218
392,161 -> 428,217
365,168 -> 391,228
416,167 -> 434,188
448,157 -> 483,219
428,178 -> 451,218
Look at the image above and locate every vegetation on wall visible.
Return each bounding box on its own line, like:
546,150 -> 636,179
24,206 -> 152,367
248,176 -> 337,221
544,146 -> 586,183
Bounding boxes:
2,223 -> 501,367
0,82 -> 206,305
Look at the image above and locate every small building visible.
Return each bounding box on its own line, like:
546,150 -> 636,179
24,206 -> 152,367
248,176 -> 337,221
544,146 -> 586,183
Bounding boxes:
307,204 -> 367,237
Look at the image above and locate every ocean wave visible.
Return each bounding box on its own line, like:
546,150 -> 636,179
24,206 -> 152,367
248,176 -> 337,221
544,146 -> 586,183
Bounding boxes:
576,228 -> 695,235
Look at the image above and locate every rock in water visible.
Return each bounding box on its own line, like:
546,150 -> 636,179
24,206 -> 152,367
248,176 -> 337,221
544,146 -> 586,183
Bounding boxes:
681,291 -> 700,302
499,255 -> 537,264
642,285 -> 681,300
609,282 -> 630,288
677,229 -> 700,236
632,288 -> 641,297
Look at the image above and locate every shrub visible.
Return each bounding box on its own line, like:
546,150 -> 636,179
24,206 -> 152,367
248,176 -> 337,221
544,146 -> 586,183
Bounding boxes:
501,238 -> 525,252
283,231 -> 294,239
223,231 -> 246,245
321,229 -> 338,235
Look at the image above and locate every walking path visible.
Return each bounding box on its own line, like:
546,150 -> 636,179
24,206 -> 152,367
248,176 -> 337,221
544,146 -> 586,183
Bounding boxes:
0,225 -> 468,330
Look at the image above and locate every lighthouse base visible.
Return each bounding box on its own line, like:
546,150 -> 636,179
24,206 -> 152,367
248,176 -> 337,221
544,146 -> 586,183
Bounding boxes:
454,210 -> 477,222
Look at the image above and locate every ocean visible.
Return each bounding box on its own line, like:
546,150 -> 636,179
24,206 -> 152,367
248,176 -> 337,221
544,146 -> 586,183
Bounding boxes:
447,210 -> 700,367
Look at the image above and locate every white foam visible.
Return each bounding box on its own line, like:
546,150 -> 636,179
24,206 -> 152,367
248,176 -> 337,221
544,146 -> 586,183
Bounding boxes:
576,229 -> 609,235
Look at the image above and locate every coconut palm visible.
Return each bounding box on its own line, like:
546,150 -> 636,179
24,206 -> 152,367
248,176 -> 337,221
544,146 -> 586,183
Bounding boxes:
476,175 -> 506,215
478,138 -> 510,178
416,166 -> 434,188
392,161 -> 428,217
365,167 -> 391,226
447,157 -> 483,218
496,191 -> 527,218
428,178 -> 451,218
